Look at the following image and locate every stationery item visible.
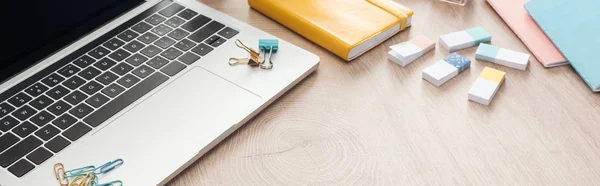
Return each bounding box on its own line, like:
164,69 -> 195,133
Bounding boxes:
232,39 -> 261,67
486,0 -> 568,67
388,35 -> 435,66
475,43 -> 530,70
468,67 -> 506,105
228,57 -> 259,66
440,0 -> 468,6
439,27 -> 492,52
248,0 -> 414,61
54,163 -> 69,186
422,53 -> 471,87
259,39 -> 278,70
525,0 -> 600,92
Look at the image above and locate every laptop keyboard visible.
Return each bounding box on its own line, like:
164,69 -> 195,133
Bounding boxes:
0,0 -> 238,178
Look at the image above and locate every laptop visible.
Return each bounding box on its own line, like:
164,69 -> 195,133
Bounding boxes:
0,0 -> 319,185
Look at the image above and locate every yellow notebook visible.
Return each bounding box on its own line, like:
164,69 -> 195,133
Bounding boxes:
248,0 -> 413,61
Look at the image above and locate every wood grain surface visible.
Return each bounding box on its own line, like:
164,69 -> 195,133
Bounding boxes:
167,0 -> 600,185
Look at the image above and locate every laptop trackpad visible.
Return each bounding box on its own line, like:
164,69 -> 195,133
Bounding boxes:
89,67 -> 262,185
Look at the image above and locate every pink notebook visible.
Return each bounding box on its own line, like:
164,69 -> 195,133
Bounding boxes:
487,0 -> 568,67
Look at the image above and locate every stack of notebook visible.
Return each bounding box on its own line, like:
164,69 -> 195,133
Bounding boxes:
524,0 -> 600,92
489,0 -> 600,92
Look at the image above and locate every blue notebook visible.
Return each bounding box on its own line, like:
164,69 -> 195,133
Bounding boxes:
525,0 -> 600,92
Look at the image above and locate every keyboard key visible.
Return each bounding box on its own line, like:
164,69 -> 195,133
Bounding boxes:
73,55 -> 97,68
95,72 -> 119,85
12,105 -> 36,121
151,24 -> 173,36
47,101 -> 72,116
154,37 -> 176,49
35,124 -> 60,141
29,111 -> 55,127
158,3 -> 185,17
131,22 -> 153,33
64,91 -> 87,105
161,48 -> 183,60
30,95 -> 53,110
175,39 -> 196,51
188,21 -> 224,43
88,46 -> 110,59
217,27 -> 239,39
191,43 -> 213,56
167,28 -> 189,40
27,147 -> 53,165
138,32 -> 159,44
0,116 -> 19,132
25,83 -> 49,97
69,104 -> 94,119
117,29 -> 139,42
102,84 -> 126,98
178,9 -> 198,20
8,159 -> 35,177
182,15 -> 211,32
103,38 -> 125,50
117,74 -> 141,88
0,136 -> 42,167
58,64 -> 80,77
41,73 -> 66,87
45,136 -> 70,153
108,49 -> 131,62
53,114 -> 77,129
46,85 -> 69,100
84,73 -> 169,127
210,37 -> 226,48
63,76 -> 86,90
140,45 -> 162,58
8,93 -> 32,107
165,17 -> 185,28
111,63 -> 134,76
86,94 -> 110,108
80,81 -> 104,95
161,61 -> 187,76
145,14 -> 166,25
78,66 -> 102,80
132,65 -> 155,78
204,35 -> 220,45
123,40 -> 145,53
147,56 -> 170,69
94,58 -> 117,71
178,52 -> 200,65
0,133 -> 19,153
63,123 -> 92,141
0,102 -> 15,118
126,54 -> 149,66
12,121 -> 38,138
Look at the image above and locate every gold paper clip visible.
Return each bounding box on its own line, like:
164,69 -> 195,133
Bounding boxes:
69,173 -> 92,186
54,163 -> 69,186
235,39 -> 260,59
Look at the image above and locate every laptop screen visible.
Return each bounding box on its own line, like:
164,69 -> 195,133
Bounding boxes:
0,0 -> 144,83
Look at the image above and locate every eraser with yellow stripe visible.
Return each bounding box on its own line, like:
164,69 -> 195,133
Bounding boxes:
468,67 -> 506,105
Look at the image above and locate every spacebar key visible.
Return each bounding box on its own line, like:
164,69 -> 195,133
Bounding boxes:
84,73 -> 169,127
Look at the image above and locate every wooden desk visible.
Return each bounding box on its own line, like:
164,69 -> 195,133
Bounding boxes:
168,0 -> 600,185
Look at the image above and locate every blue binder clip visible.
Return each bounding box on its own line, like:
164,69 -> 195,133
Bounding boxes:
258,39 -> 278,69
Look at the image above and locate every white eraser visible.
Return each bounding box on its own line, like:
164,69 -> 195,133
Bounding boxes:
388,35 -> 435,66
422,53 -> 471,87
439,26 -> 492,52
475,43 -> 530,71
468,67 -> 506,105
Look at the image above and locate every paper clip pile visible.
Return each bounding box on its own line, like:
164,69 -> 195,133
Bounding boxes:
53,159 -> 124,186
229,39 -> 278,70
